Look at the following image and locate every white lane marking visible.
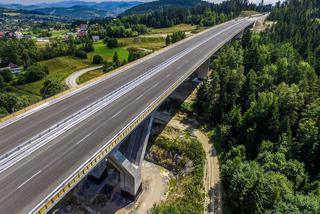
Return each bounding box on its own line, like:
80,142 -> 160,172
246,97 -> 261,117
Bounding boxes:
150,82 -> 160,90
29,17 -> 261,213
17,170 -> 42,189
166,74 -> 171,78
0,19 -> 251,175
76,133 -> 92,145
112,109 -> 124,119
135,94 -> 144,101
0,102 -> 50,130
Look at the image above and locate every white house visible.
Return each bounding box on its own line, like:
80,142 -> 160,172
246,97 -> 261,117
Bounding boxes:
92,35 -> 100,41
14,31 -> 23,39
0,63 -> 21,74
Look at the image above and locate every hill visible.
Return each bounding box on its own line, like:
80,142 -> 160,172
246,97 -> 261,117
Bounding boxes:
1,1 -> 142,19
0,7 -> 70,31
124,0 -> 209,14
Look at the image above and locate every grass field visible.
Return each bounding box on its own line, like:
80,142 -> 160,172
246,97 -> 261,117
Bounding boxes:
8,86 -> 42,102
51,30 -> 69,38
17,56 -> 89,95
16,24 -> 192,96
88,42 -> 129,62
150,24 -> 197,34
78,68 -> 104,84
118,37 -> 165,51
0,23 -> 203,117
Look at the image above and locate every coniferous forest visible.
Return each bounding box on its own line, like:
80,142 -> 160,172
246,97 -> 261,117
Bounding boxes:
197,0 -> 320,213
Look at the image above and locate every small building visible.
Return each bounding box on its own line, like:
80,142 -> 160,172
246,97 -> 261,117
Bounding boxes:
5,32 -> 14,39
77,30 -> 87,38
64,32 -> 74,41
0,32 -> 4,39
80,24 -> 88,31
14,31 -> 24,39
0,63 -> 21,74
92,35 -> 100,41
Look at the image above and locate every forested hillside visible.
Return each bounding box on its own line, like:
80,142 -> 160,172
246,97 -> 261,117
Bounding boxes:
121,0 -> 264,28
197,0 -> 320,213
124,0 -> 208,14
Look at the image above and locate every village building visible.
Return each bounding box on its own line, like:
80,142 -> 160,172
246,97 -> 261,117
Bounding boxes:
0,63 -> 21,74
14,31 -> 24,39
92,35 -> 100,41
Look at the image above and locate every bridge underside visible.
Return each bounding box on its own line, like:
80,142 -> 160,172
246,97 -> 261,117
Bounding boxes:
0,16 -> 266,214
92,56 -> 212,199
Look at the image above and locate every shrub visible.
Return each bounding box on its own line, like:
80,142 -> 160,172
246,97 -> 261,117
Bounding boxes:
104,37 -> 119,49
128,47 -> 145,62
74,49 -> 88,59
102,61 -> 114,73
21,64 -> 49,84
40,77 -> 65,98
0,69 -> 13,83
0,75 -> 4,91
92,55 -> 103,64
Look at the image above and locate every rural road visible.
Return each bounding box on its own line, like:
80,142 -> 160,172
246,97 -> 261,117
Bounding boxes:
65,65 -> 103,88
168,118 -> 222,214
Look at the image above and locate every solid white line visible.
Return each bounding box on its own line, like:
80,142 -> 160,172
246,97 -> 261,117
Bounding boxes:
1,18 -> 250,176
76,133 -> 92,145
111,109 -> 123,119
29,17 -> 260,213
0,19 -> 246,172
0,102 -> 50,130
17,170 -> 42,189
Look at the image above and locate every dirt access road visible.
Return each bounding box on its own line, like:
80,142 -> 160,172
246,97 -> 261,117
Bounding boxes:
168,117 -> 222,214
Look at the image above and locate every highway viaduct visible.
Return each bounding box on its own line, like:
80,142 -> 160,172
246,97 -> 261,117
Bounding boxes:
0,15 -> 267,214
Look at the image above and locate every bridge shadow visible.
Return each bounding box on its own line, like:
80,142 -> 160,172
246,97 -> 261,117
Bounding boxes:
208,180 -> 222,214
150,77 -> 200,137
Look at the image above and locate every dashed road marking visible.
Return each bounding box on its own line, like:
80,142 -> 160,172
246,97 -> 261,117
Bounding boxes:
17,170 -> 42,190
112,109 -> 124,119
76,133 -> 92,145
135,94 -> 144,101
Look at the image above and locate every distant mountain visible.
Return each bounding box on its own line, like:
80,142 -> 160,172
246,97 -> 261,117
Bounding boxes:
0,1 -> 142,19
0,7 -> 44,16
0,7 -> 71,31
124,0 -> 209,14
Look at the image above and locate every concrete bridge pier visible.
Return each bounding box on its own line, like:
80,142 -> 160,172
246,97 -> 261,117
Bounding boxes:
196,58 -> 210,80
235,30 -> 244,40
108,113 -> 154,200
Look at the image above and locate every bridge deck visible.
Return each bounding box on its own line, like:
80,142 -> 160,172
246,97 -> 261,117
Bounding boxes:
0,16 -> 262,213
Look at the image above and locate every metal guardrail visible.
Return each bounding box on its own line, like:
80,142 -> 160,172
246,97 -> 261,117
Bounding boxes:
30,18 -> 255,214
0,20 -> 246,175
0,17 -> 240,129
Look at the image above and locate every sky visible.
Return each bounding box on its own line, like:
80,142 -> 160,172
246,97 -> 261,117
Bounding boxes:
0,0 -> 281,5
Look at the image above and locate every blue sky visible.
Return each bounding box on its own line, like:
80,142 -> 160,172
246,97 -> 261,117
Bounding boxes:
0,0 -> 281,5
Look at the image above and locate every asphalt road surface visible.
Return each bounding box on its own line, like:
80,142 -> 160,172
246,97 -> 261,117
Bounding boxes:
0,16 -> 263,213
65,65 -> 103,88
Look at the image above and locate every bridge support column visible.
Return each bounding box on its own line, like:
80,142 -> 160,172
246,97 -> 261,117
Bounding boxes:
235,30 -> 244,40
108,114 -> 154,199
196,58 -> 210,80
